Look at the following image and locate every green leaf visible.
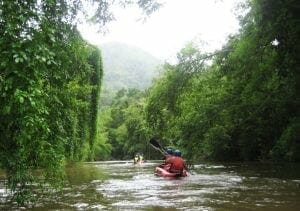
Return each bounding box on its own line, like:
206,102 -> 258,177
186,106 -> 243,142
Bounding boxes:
19,96 -> 24,104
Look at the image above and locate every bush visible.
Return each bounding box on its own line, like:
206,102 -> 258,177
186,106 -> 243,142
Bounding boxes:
271,117 -> 300,162
202,125 -> 233,161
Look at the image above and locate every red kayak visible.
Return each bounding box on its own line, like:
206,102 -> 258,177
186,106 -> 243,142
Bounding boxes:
154,165 -> 187,178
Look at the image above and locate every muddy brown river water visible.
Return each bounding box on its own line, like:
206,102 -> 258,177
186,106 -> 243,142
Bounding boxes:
1,160 -> 300,210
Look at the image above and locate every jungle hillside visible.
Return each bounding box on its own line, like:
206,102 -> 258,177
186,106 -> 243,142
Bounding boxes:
101,42 -> 162,90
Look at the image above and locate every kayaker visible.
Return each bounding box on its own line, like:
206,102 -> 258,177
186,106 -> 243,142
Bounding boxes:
133,153 -> 143,164
168,149 -> 186,175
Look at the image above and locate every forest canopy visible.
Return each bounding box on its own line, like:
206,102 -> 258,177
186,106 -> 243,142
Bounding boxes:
145,0 -> 300,162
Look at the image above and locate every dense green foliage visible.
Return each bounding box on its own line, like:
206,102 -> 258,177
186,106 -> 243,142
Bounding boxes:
98,89 -> 161,160
98,0 -> 299,163
0,0 -> 160,204
145,0 -> 300,162
0,0 -> 104,204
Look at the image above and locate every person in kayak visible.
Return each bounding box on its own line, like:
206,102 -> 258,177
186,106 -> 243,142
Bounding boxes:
168,149 -> 186,175
134,153 -> 144,164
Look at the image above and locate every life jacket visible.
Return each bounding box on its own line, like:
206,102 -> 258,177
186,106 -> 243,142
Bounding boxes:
165,155 -> 174,164
169,156 -> 185,173
159,155 -> 174,171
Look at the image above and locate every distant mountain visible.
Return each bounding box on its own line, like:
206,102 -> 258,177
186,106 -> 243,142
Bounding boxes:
100,42 -> 162,91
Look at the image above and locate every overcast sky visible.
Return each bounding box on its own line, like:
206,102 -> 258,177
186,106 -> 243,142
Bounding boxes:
78,0 -> 244,61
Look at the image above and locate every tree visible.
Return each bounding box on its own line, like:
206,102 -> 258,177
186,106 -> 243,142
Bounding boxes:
145,0 -> 299,162
0,0 -> 160,204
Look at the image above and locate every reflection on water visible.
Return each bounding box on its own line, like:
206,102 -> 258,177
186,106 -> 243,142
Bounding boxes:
0,161 -> 300,210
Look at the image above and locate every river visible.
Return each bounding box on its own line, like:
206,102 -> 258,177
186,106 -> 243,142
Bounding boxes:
1,161 -> 300,210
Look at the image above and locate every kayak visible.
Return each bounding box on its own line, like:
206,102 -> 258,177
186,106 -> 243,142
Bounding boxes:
154,166 -> 187,178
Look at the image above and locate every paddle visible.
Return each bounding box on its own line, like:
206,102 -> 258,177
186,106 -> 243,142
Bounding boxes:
149,137 -> 167,155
